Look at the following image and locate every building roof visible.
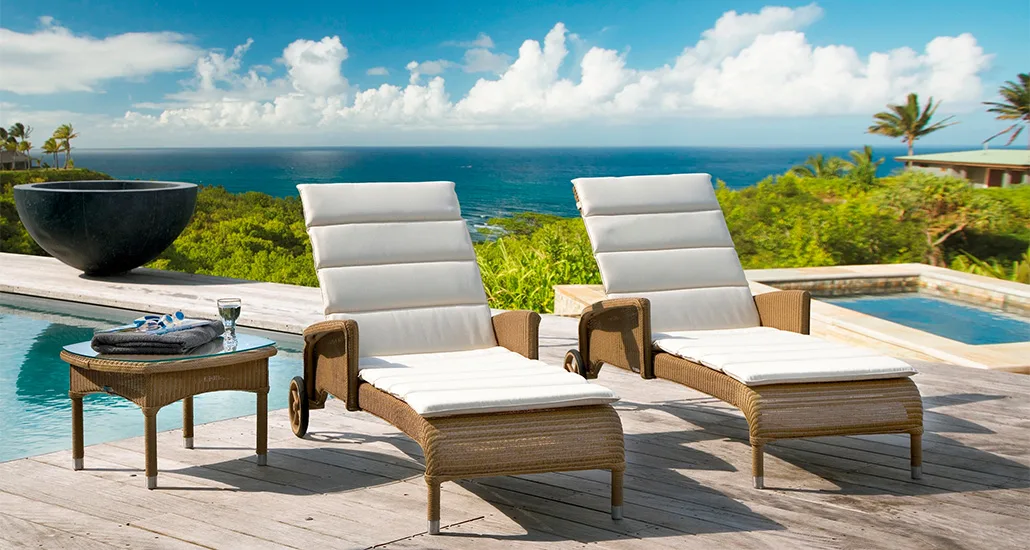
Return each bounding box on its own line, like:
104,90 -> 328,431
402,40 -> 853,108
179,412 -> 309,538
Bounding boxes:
895,149 -> 1030,167
0,151 -> 31,161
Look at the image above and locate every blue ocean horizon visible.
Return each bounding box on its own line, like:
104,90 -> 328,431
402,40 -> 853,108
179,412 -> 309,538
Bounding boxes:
73,146 -> 954,223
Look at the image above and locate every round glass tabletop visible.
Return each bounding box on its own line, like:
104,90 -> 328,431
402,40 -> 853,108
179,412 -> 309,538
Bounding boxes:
63,333 -> 276,363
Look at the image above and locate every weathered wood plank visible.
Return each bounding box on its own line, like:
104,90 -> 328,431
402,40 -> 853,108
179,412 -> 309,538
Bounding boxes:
3,313 -> 1029,549
0,512 -> 117,550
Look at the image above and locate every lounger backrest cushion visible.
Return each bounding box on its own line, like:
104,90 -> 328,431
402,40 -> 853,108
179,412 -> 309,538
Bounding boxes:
572,173 -> 761,332
298,181 -> 497,356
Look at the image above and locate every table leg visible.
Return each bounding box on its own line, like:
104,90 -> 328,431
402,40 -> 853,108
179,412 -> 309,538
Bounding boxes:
144,411 -> 158,489
182,396 -> 194,449
71,396 -> 84,470
256,390 -> 268,466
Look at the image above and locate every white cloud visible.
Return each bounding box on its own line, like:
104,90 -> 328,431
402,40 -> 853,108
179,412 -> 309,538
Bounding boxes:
196,38 -> 254,91
281,36 -> 348,95
463,48 -> 511,74
113,4 -> 991,135
406,59 -> 455,75
366,66 -> 390,76
444,32 -> 495,49
405,59 -> 458,84
0,16 -> 201,94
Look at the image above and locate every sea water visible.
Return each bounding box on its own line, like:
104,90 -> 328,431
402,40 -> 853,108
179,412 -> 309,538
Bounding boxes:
73,146 -> 936,222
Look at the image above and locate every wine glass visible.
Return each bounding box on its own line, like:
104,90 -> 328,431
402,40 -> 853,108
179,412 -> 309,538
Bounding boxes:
217,298 -> 242,344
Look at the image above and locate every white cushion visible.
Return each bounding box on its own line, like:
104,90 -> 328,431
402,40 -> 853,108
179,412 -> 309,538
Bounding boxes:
573,174 -> 761,332
359,347 -> 620,417
309,220 -> 473,269
299,182 -> 496,356
653,327 -> 916,386
301,181 -> 462,226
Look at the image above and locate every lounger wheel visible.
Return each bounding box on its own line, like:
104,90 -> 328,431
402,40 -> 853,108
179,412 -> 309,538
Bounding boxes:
288,376 -> 309,438
564,349 -> 588,378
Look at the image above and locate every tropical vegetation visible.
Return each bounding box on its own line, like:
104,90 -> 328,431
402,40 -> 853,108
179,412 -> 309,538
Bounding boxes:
983,73 -> 1030,148
0,122 -> 80,169
867,93 -> 956,156
3,156 -> 1026,312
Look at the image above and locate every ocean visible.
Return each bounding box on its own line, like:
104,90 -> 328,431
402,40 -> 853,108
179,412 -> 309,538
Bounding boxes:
72,146 -> 936,223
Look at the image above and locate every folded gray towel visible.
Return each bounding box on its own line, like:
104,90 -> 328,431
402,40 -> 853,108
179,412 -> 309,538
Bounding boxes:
91,320 -> 224,355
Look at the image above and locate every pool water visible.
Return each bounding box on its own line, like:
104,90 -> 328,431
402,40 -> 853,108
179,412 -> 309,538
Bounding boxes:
0,293 -> 303,462
826,293 -> 1030,345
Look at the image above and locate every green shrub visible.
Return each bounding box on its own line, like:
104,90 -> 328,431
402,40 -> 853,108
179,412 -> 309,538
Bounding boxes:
0,168 -> 113,189
475,217 -> 600,312
150,186 -> 317,286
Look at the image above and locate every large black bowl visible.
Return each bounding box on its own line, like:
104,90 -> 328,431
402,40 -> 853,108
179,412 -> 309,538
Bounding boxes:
13,180 -> 198,276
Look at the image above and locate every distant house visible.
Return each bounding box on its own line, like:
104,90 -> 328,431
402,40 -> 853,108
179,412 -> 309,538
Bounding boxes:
0,151 -> 32,170
895,150 -> 1029,187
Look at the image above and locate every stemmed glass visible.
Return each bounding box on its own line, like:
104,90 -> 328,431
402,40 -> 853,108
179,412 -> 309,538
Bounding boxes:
217,298 -> 242,345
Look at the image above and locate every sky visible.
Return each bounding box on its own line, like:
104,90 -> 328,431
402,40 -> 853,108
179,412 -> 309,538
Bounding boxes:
0,0 -> 1027,148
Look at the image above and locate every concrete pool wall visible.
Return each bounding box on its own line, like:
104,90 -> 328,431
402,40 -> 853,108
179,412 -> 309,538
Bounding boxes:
554,263 -> 1030,374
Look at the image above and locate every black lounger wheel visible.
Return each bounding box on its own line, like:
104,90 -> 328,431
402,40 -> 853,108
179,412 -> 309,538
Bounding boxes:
564,349 -> 588,378
288,376 -> 309,438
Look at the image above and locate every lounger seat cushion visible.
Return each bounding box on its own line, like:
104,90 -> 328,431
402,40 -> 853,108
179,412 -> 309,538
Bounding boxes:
359,346 -> 620,417
653,327 -> 916,386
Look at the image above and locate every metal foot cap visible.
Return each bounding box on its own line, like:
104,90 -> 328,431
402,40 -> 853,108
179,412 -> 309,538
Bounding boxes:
611,505 -> 623,520
146,476 -> 157,490
753,476 -> 764,489
257,454 -> 267,466
427,520 -> 440,535
183,437 -> 194,449
73,458 -> 83,471
912,466 -> 922,480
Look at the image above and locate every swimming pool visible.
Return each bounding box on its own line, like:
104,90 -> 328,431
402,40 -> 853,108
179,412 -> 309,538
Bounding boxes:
0,293 -> 303,462
826,293 -> 1030,346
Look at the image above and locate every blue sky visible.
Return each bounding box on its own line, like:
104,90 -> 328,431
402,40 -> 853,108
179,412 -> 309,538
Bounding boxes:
0,1 -> 1026,148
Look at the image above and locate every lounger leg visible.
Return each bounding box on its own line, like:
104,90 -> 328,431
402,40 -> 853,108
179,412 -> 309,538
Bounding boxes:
752,444 -> 764,489
256,391 -> 268,466
144,410 -> 158,489
427,478 -> 441,535
911,433 -> 922,480
182,396 -> 194,449
611,469 -> 624,520
71,396 -> 84,470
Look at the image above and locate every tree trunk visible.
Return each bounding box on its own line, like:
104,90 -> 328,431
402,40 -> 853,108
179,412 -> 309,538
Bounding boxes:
925,231 -> 941,266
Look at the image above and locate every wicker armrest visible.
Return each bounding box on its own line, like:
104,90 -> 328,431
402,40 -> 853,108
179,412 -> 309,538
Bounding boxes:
303,319 -> 360,411
492,310 -> 541,360
753,290 -> 811,335
577,298 -> 653,379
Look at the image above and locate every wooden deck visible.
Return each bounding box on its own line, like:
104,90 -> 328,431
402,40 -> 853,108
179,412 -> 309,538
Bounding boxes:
2,316 -> 1028,550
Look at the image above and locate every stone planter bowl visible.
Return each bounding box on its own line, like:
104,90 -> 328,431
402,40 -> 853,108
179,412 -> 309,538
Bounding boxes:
14,181 -> 198,276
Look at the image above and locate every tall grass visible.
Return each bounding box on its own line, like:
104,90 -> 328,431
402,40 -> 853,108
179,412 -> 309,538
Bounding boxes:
951,246 -> 1030,284
475,217 -> 600,312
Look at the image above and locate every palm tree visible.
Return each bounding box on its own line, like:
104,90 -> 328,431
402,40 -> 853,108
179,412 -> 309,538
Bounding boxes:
16,140 -> 37,168
844,146 -> 884,172
842,145 -> 885,187
867,93 -> 956,157
53,123 -> 79,168
7,123 -> 32,153
42,138 -> 61,168
983,73 -> 1030,149
0,128 -> 14,153
789,154 -> 846,178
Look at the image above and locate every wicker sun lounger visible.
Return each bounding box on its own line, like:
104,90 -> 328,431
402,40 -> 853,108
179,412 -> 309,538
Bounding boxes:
568,173 -> 923,489
293,181 -> 625,534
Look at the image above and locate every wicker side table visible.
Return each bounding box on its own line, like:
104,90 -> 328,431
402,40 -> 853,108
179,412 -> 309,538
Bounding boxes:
61,335 -> 278,489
